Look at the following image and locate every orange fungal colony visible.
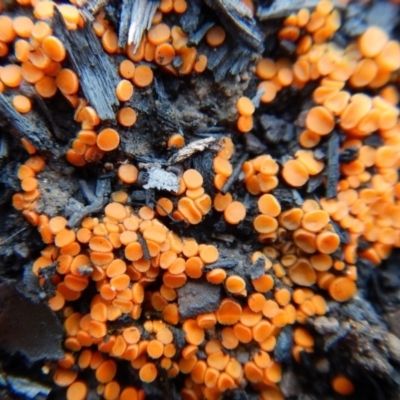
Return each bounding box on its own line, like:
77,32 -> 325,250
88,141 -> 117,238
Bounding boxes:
27,197 -> 296,399
7,0 -> 400,399
62,0 -> 234,167
0,0 -> 217,168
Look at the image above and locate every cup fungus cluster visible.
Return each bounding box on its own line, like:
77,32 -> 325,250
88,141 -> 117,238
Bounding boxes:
3,0 -> 400,398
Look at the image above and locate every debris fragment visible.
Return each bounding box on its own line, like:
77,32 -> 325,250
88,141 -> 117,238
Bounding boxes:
0,283 -> 64,362
204,0 -> 263,51
52,9 -> 119,121
167,137 -> 219,165
143,167 -> 180,192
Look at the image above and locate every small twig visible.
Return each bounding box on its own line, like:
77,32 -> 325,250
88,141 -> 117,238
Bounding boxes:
68,177 -> 110,228
68,199 -> 106,228
221,152 -> 248,194
168,138 -> 219,165
187,21 -> 215,46
326,130 -> 340,199
0,228 -> 27,246
79,180 -> 97,204
137,232 -> 151,261
154,202 -> 169,216
202,260 -> 237,272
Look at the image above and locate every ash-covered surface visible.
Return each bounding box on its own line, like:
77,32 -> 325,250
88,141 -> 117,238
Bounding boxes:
177,279 -> 222,319
0,0 -> 400,399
